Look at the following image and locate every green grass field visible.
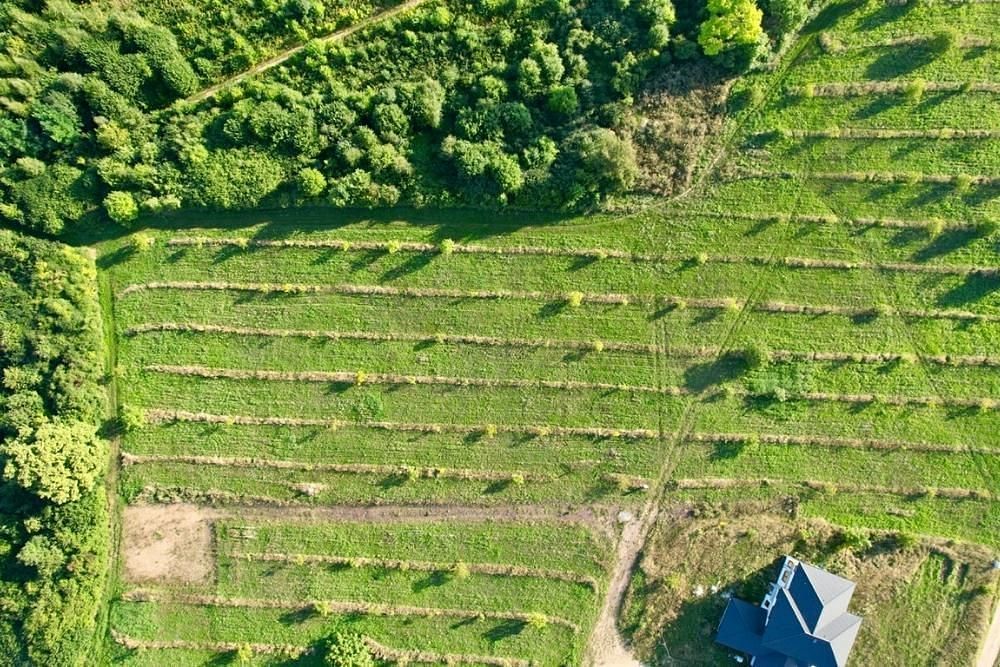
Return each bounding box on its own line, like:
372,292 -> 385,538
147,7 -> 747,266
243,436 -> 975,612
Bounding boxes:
104,0 -> 1000,663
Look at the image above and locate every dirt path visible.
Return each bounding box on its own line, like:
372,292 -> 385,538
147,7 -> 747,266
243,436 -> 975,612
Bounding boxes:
185,0 -> 428,103
977,600 -> 1000,667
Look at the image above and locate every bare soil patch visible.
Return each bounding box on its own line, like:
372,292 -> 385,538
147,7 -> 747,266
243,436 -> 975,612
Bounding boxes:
123,503 -> 221,584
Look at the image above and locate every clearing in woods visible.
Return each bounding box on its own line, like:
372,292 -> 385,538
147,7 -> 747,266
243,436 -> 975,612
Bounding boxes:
102,0 -> 1000,664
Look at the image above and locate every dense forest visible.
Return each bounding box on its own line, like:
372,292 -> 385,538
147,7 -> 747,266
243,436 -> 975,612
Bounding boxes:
0,229 -> 108,665
0,0 -> 808,237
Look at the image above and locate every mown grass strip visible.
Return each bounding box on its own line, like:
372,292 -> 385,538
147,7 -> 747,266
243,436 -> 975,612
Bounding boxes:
120,590 -> 581,632
775,128 -> 1000,140
801,80 -> 1000,97
673,477 -> 993,500
140,365 -> 1000,410
118,281 -> 1000,322
745,170 -> 1000,187
125,322 -> 1000,368
144,409 -> 660,440
230,552 -> 599,589
142,364 -> 677,396
681,208 -> 983,231
111,631 -> 307,657
687,431 -> 1000,454
121,452 -> 551,483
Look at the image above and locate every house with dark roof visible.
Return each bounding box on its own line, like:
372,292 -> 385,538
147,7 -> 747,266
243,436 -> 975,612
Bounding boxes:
716,556 -> 863,667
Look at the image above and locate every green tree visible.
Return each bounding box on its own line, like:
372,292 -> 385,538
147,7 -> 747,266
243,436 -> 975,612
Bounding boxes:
766,0 -> 808,35
3,420 -> 107,505
559,128 -> 638,205
698,0 -> 765,69
296,168 -> 327,199
547,85 -> 579,115
104,191 -> 139,225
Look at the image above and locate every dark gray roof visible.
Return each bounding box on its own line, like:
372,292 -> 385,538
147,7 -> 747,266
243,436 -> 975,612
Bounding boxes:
716,598 -> 766,655
715,558 -> 862,667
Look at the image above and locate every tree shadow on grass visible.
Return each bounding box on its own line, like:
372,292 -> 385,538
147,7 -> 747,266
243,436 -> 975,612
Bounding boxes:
412,570 -> 451,593
865,44 -> 938,79
936,273 -> 1000,308
96,244 -> 137,269
279,606 -> 315,625
683,353 -> 747,393
911,227 -> 985,262
483,619 -> 527,642
803,0 -> 867,34
536,300 -> 569,319
68,205 -> 581,248
852,95 -> 897,121
380,252 -> 434,282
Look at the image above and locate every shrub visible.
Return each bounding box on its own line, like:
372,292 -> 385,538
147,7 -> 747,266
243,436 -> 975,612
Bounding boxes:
295,167 -> 327,199
741,344 -> 771,370
839,527 -> 872,552
104,191 -> 139,225
354,371 -> 367,386
439,238 -> 456,256
483,424 -> 498,439
566,291 -> 584,307
324,632 -> 374,667
927,218 -> 944,239
453,562 -> 471,579
526,612 -> 549,630
119,404 -> 146,433
954,173 -> 974,194
930,28 -> 960,55
904,78 -> 926,103
510,473 -> 525,486
590,340 -> 605,353
235,644 -> 254,664
895,531 -> 919,550
387,240 -> 402,254
130,233 -> 155,252
801,83 -> 816,98
694,252 -> 709,265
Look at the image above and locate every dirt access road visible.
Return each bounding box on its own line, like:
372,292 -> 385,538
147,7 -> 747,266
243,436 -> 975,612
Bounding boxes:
185,0 -> 428,104
978,600 -> 1000,667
